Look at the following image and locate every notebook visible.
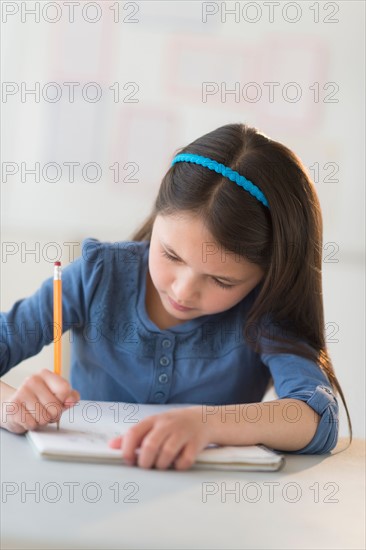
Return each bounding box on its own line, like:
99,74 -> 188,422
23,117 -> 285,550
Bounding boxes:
26,400 -> 285,472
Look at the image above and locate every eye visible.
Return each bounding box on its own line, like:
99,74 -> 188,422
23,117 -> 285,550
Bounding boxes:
161,250 -> 179,262
161,250 -> 234,289
212,279 -> 234,290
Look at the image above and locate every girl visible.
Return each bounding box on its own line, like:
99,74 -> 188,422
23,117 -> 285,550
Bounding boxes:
0,123 -> 352,471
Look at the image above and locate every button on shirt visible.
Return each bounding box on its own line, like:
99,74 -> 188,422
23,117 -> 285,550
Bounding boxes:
0,238 -> 339,454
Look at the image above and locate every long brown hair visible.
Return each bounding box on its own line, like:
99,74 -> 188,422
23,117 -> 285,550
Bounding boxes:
129,123 -> 352,447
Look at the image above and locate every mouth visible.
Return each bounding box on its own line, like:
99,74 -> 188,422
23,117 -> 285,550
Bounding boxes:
168,296 -> 194,312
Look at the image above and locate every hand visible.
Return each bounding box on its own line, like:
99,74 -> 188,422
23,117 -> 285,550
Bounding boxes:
2,368 -> 80,434
108,406 -> 212,471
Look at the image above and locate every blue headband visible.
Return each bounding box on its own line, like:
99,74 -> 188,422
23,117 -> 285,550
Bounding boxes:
171,153 -> 269,209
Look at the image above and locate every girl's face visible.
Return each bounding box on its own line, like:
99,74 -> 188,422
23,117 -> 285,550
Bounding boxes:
148,213 -> 265,325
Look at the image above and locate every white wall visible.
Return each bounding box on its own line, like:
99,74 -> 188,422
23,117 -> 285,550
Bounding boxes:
1,1 -> 365,439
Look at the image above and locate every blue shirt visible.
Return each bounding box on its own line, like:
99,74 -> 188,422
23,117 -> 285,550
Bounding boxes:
0,238 -> 339,454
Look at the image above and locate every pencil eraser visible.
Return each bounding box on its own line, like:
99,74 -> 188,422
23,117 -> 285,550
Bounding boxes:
54,261 -> 61,266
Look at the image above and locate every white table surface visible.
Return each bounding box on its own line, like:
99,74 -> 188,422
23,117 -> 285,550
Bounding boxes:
1,431 -> 365,550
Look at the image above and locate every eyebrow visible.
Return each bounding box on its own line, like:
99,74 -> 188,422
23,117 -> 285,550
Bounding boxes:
161,242 -> 246,284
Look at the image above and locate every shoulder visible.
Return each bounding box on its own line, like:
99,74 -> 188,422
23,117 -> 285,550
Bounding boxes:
79,237 -> 148,268
75,238 -> 149,296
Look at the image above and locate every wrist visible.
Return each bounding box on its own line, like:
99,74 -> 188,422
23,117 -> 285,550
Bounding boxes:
196,404 -> 228,444
199,403 -> 261,446
0,380 -> 16,401
0,381 -> 17,430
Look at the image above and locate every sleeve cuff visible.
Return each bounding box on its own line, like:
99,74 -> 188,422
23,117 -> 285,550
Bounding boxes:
274,385 -> 339,455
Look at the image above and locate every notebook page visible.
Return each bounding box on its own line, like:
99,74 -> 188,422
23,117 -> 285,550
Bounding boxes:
27,400 -> 192,460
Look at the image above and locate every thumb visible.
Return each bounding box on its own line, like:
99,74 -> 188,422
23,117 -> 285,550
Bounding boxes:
63,390 -> 80,408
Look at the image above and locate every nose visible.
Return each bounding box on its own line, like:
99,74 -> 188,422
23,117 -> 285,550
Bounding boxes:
171,274 -> 198,304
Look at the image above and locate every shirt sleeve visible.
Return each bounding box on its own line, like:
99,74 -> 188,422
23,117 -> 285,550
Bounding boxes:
260,348 -> 339,455
0,238 -> 104,377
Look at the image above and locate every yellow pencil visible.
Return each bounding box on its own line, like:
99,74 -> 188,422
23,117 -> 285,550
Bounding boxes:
53,261 -> 62,430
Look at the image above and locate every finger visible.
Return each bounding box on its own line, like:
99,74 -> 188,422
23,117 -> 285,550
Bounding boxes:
108,435 -> 123,449
7,402 -> 35,433
174,440 -> 201,471
21,375 -> 64,424
63,389 -> 80,407
12,384 -> 54,429
137,428 -> 173,470
121,418 -> 155,465
13,393 -> 41,432
154,434 -> 187,471
37,368 -> 74,405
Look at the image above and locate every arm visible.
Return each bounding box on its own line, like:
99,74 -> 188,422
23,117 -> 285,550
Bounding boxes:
257,344 -> 339,454
0,239 -> 104,432
205,398 -> 321,451
0,238 -> 103,378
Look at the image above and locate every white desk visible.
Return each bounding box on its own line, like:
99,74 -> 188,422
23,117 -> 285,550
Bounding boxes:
1,431 -> 365,550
